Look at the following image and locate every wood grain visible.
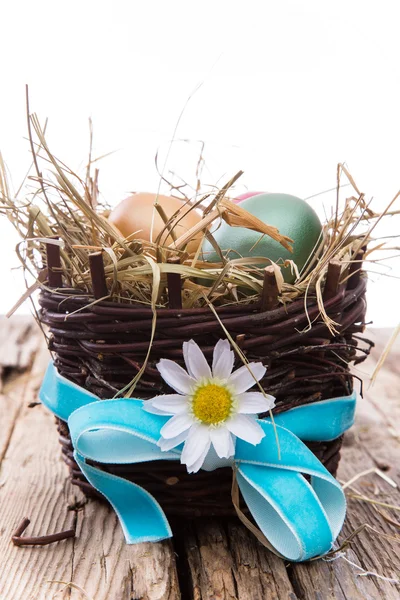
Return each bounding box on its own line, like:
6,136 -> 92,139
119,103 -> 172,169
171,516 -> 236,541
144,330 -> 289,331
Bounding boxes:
0,315 -> 41,374
0,338 -> 76,600
0,319 -> 180,600
70,500 -> 180,600
1,320 -> 400,599
0,316 -> 44,465
178,519 -> 296,600
289,328 -> 400,600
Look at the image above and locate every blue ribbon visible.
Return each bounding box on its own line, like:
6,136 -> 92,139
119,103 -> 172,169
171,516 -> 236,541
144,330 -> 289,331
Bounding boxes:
40,361 -> 356,561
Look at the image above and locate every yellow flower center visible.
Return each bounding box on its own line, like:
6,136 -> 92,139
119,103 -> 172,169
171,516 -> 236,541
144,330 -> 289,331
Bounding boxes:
191,383 -> 233,425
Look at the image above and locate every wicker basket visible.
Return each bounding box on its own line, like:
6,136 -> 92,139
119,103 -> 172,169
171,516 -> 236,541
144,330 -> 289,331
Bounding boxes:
38,245 -> 371,517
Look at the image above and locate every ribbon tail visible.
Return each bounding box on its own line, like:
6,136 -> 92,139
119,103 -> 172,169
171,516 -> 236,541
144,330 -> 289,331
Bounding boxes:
75,453 -> 172,544
269,392 -> 357,441
236,462 -> 345,562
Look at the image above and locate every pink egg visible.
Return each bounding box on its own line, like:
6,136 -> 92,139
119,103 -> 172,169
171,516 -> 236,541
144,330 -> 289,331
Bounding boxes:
233,191 -> 265,204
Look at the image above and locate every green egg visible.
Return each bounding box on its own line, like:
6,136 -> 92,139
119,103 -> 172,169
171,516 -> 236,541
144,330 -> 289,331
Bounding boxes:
202,193 -> 322,284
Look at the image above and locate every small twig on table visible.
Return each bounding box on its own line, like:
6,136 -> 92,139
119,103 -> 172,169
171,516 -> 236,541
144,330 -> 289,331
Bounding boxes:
12,518 -> 30,538
11,517 -> 75,547
48,580 -> 94,600
341,467 -> 397,490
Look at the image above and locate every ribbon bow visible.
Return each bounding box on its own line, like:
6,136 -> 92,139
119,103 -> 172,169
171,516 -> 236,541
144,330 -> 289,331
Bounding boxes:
40,362 -> 356,562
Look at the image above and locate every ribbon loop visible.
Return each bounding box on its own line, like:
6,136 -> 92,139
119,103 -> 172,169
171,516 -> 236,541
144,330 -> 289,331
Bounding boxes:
235,421 -> 347,561
69,399 -> 178,463
40,360 -> 97,421
237,466 -> 334,561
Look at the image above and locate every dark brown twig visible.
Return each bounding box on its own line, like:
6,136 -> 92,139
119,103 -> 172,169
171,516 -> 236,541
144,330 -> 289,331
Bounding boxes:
89,251 -> 108,299
11,517 -> 75,547
12,517 -> 30,538
260,266 -> 279,312
167,256 -> 182,309
347,249 -> 365,290
46,238 -> 63,288
323,261 -> 342,301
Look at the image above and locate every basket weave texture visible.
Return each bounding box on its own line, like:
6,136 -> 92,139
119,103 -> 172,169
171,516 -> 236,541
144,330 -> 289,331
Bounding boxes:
39,261 -> 370,517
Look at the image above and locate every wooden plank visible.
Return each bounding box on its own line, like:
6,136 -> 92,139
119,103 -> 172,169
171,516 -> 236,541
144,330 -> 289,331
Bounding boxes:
0,315 -> 41,374
289,329 -> 400,600
181,520 -> 296,600
70,501 -> 180,600
0,321 -> 180,600
0,317 -> 45,466
179,329 -> 400,599
0,372 -> 30,465
0,339 -> 76,600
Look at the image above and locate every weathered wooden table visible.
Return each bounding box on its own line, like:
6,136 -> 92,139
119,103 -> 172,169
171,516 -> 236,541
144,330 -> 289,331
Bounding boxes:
0,317 -> 399,599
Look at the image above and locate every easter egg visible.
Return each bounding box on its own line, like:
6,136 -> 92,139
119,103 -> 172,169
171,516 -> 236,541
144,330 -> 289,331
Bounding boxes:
202,193 -> 322,283
233,191 -> 265,203
109,192 -> 202,254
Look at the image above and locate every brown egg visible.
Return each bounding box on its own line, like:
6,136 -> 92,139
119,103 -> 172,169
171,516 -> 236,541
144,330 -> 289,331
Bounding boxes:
108,192 -> 203,254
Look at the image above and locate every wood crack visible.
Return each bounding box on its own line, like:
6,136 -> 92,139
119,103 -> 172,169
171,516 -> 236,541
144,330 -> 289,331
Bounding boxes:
68,497 -> 79,599
0,389 -> 25,466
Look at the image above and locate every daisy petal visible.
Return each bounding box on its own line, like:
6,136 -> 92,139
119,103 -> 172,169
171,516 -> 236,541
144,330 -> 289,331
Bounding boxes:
181,423 -> 210,469
227,362 -> 266,394
228,433 -> 235,456
151,394 -> 188,414
158,430 -> 189,451
160,412 -> 193,439
182,341 -> 191,374
212,339 -> 231,371
212,342 -> 235,380
210,427 -> 235,459
226,414 -> 266,445
187,439 -> 212,473
237,392 -> 275,414
183,340 -> 212,380
142,402 -> 172,416
157,359 -> 195,394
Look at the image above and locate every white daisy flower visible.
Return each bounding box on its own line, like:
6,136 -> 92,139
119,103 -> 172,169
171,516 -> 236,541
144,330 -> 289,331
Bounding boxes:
143,339 -> 275,473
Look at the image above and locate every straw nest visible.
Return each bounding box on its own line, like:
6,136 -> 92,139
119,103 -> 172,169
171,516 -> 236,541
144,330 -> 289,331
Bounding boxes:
0,113 -> 398,332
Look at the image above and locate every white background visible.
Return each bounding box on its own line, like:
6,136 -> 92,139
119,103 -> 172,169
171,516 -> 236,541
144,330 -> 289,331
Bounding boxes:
0,0 -> 399,325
